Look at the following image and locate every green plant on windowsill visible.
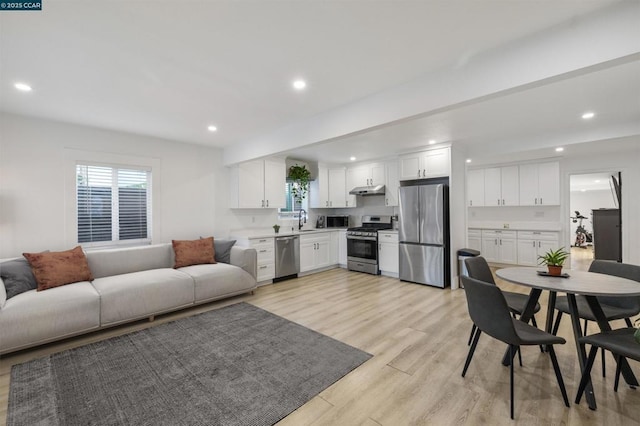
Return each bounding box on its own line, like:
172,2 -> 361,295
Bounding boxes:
537,247 -> 569,276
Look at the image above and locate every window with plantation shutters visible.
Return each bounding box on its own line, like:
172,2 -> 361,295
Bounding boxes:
76,164 -> 151,245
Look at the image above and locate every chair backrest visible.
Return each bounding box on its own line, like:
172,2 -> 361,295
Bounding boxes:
461,275 -> 520,345
464,256 -> 496,285
589,260 -> 640,311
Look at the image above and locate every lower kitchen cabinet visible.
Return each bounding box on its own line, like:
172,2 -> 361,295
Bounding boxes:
338,230 -> 348,266
300,234 -> 331,273
517,231 -> 559,266
248,237 -> 275,283
481,230 -> 517,264
467,229 -> 482,252
378,231 -> 399,275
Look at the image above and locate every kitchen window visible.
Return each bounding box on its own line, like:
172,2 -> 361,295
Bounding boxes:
76,164 -> 151,246
278,182 -> 308,217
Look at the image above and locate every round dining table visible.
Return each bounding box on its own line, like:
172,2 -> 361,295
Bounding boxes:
496,267 -> 640,410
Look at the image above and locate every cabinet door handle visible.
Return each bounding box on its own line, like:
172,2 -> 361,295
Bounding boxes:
423,169 -> 426,177
498,198 -> 500,206
326,201 -> 328,207
500,239 -> 502,246
385,198 -> 388,205
538,241 -> 541,248
266,199 -> 269,207
495,239 -> 498,245
418,170 -> 421,177
540,198 -> 542,205
470,200 -> 473,206
259,239 -> 267,243
345,200 -> 348,207
534,198 -> 538,205
502,199 -> 505,205
533,241 -> 535,247
261,200 -> 265,207
259,249 -> 267,253
259,265 -> 268,270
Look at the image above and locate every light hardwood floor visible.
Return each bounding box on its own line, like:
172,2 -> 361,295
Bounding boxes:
1,267 -> 639,425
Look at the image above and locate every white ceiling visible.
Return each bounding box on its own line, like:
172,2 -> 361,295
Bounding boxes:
1,0 -> 638,165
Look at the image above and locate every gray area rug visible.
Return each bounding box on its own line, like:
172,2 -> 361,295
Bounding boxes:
8,302 -> 371,426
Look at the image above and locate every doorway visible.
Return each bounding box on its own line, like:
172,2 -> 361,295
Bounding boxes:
569,172 -> 622,270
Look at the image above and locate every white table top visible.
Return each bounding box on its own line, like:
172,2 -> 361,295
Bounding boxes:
496,267 -> 640,296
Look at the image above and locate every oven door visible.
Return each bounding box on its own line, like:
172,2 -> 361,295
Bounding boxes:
347,236 -> 378,264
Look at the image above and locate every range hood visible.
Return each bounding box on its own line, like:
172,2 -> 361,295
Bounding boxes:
349,184 -> 386,196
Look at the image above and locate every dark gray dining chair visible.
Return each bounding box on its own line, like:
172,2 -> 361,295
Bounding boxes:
461,275 -> 569,419
464,257 -> 542,348
575,327 -> 640,404
551,260 -> 640,376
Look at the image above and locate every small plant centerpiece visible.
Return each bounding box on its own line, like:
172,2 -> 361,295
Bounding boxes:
287,164 -> 311,202
538,247 -> 570,276
273,224 -> 280,234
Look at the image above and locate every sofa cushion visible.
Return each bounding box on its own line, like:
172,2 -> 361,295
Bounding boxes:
0,282 -> 100,354
214,239 -> 236,264
173,237 -> 215,268
92,268 -> 195,326
0,258 -> 38,299
179,263 -> 256,303
23,246 -> 93,291
86,244 -> 173,279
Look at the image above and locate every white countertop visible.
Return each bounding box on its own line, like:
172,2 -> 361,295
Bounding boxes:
230,228 -> 346,239
468,221 -> 561,232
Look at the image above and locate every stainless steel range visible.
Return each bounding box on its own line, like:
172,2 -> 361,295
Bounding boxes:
347,215 -> 393,275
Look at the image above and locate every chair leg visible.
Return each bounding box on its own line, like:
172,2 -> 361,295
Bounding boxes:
510,345 -> 515,420
624,317 -> 633,327
552,311 -> 563,335
462,329 -> 481,377
517,346 -> 523,367
576,346 -> 599,404
601,348 -> 606,378
548,346 -> 570,407
468,324 -> 476,346
614,355 -> 622,392
583,319 -> 588,336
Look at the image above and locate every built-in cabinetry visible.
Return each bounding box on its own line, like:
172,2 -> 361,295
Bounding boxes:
384,161 -> 399,207
248,237 -> 275,282
346,162 -> 385,187
469,228 -> 559,266
338,230 -> 347,266
518,162 -> 560,206
378,231 -> 399,276
310,166 -> 349,208
300,233 -> 332,273
467,161 -> 559,207
399,147 -> 450,181
481,230 -> 517,264
516,231 -> 560,266
230,158 -> 286,209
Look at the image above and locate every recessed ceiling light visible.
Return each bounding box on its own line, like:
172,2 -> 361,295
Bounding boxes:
582,112 -> 595,120
595,180 -> 601,183
581,189 -> 587,192
428,140 -> 436,145
293,80 -> 306,90
349,156 -> 356,161
207,125 -> 217,132
14,82 -> 32,92
465,159 -> 472,163
555,147 -> 564,152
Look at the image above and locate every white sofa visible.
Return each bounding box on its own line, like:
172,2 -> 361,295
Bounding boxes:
0,243 -> 257,355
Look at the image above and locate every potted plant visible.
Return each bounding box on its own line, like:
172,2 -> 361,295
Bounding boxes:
287,164 -> 311,202
537,247 -> 569,276
273,224 -> 280,234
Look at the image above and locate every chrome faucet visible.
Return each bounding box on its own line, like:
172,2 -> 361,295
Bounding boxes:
298,209 -> 307,230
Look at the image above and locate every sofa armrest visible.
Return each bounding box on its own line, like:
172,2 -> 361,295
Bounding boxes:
230,246 -> 257,281
0,276 -> 6,309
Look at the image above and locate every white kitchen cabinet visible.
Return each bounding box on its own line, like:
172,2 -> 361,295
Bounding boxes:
378,231 -> 399,275
311,166 -> 349,208
347,163 -> 385,187
467,229 -> 482,252
384,160 -> 399,207
300,233 -> 331,273
516,231 -> 560,266
338,230 -> 348,266
519,162 -> 560,206
330,231 -> 339,265
399,147 -> 450,181
467,169 -> 485,207
484,166 -> 519,206
230,158 -> 286,209
481,230 -> 517,264
248,237 -> 275,282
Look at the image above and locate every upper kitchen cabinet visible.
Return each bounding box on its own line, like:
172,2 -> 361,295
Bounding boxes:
483,165 -> 519,206
230,158 -> 286,209
311,166 -> 349,208
518,162 -> 560,206
467,169 -> 485,207
347,162 -> 385,187
399,147 -> 450,181
384,160 -> 399,207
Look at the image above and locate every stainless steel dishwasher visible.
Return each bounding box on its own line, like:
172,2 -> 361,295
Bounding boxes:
274,235 -> 300,281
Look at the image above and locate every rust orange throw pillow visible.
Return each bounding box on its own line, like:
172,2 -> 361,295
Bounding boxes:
23,246 -> 94,291
172,237 -> 216,268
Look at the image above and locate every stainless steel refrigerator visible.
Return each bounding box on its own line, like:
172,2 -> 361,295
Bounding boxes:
398,183 -> 450,288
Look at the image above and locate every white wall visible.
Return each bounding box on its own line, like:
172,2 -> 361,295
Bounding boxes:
0,113 -> 225,257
